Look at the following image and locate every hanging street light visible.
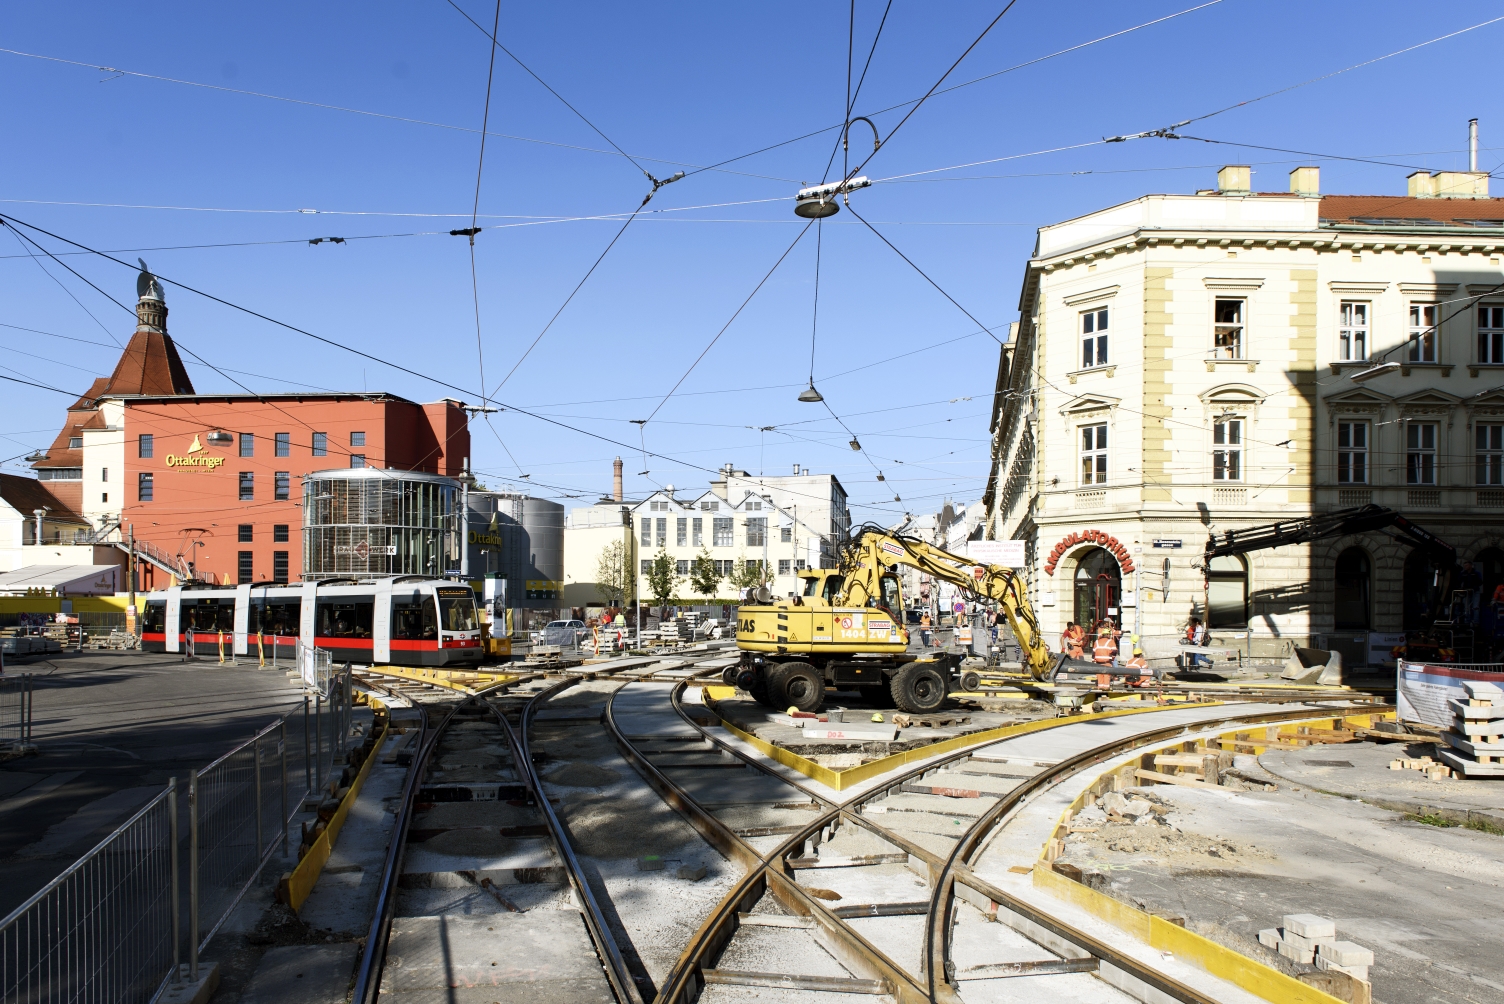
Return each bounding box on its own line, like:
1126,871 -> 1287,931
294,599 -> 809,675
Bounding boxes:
793,176 -> 871,219
797,381 -> 825,403
848,437 -> 862,451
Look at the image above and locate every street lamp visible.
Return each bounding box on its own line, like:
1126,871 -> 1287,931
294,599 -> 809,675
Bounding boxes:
797,381 -> 825,403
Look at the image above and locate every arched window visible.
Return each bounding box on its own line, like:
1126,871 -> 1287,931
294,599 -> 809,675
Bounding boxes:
1072,547 -> 1121,630
1207,555 -> 1248,629
1334,548 -> 1372,630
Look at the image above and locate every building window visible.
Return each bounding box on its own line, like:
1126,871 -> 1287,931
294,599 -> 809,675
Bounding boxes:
713,517 -> 734,547
746,517 -> 767,548
1207,555 -> 1248,629
1478,423 -> 1504,485
1079,424 -> 1107,486
714,559 -> 733,576
272,551 -> 289,584
1081,307 -> 1108,368
692,518 -> 703,547
274,471 -> 290,500
238,551 -> 254,584
1339,301 -> 1369,361
781,526 -> 793,543
700,501 -> 719,511
676,559 -> 689,575
1334,548 -> 1371,630
138,434 -> 153,458
745,499 -> 762,510
239,472 -> 254,500
351,431 -> 366,447
239,433 -> 254,457
778,559 -> 791,575
1337,422 -> 1368,484
101,493 -> 107,503
1213,299 -> 1244,359
68,436 -> 82,450
350,455 -> 366,469
1408,303 -> 1438,362
641,559 -> 652,575
1480,306 -> 1504,364
273,524 -> 289,543
650,500 -> 670,511
1213,418 -> 1243,481
655,518 -> 666,547
676,518 -> 687,547
640,517 -> 651,547
238,524 -> 253,543
101,467 -> 108,483
275,432 -> 290,457
138,472 -> 153,501
312,432 -> 328,457
1406,422 -> 1437,484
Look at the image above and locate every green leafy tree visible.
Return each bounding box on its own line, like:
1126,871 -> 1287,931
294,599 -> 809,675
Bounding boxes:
728,555 -> 772,593
594,540 -> 628,607
690,548 -> 720,603
645,548 -> 681,616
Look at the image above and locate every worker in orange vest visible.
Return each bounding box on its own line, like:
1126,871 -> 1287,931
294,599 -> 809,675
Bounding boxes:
1092,626 -> 1117,666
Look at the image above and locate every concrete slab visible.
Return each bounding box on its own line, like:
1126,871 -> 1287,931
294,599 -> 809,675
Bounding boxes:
240,945 -> 356,1004
381,912 -> 612,1001
1259,742 -> 1504,827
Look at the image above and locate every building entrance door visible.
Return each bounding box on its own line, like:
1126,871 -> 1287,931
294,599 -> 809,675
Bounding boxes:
1073,547 -> 1122,630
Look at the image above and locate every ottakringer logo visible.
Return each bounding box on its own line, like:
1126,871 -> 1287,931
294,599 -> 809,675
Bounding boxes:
165,433 -> 225,469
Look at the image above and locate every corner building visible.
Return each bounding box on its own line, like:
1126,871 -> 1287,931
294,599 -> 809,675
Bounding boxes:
985,164 -> 1504,664
32,268 -> 470,586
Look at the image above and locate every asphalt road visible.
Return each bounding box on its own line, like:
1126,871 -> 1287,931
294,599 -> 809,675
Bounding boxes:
0,650 -> 306,919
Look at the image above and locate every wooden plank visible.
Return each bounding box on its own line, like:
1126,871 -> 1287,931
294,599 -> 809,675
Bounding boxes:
701,970 -> 887,994
1135,768 -> 1207,788
1151,754 -> 1210,769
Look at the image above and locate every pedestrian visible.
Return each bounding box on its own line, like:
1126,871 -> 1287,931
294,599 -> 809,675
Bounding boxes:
1092,626 -> 1117,666
1183,617 -> 1209,669
919,611 -> 932,649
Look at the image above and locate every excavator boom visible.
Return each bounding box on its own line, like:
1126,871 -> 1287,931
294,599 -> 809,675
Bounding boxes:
1203,504 -> 1456,563
837,527 -> 1055,679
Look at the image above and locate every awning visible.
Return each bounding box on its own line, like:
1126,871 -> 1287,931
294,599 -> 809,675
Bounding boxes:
0,564 -> 119,596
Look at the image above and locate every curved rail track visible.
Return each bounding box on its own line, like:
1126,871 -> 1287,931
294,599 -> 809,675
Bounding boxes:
347,654 -> 1384,1004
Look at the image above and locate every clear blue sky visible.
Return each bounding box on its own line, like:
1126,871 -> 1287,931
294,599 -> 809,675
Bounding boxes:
2,2 -> 1500,524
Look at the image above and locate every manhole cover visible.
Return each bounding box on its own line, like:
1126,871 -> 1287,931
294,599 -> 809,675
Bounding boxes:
1304,760 -> 1353,768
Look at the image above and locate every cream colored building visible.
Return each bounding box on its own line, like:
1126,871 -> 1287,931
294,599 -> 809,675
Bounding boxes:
984,164 -> 1504,664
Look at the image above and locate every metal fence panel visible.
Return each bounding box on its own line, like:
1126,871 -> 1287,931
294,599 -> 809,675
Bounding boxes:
0,784 -> 177,1004
0,676 -> 33,749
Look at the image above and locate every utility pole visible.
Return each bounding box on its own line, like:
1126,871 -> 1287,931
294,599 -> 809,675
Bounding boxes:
127,525 -> 137,636
460,463 -> 470,580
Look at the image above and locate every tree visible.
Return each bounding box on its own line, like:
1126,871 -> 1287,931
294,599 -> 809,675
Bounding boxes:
690,549 -> 720,602
728,555 -> 772,593
594,540 -> 628,607
645,548 -> 681,615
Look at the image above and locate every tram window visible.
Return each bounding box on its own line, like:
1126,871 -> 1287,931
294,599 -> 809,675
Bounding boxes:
317,600 -> 374,638
260,600 -> 301,637
183,599 -> 234,633
142,602 -> 166,634
392,596 -> 437,640
439,595 -> 478,632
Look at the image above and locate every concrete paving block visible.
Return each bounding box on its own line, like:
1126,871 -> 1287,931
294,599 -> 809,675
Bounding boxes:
241,945 -> 355,1004
1318,941 -> 1374,967
1315,954 -> 1369,981
1463,681 -> 1503,699
1278,939 -> 1315,964
1282,929 -> 1319,953
637,855 -> 665,871
1283,913 -> 1336,939
1257,928 -> 1280,949
677,863 -> 707,881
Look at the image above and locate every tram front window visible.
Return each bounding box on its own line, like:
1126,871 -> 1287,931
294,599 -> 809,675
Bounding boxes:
440,596 -> 478,632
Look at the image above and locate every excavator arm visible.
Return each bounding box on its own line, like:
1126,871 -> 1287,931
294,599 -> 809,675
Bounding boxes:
836,527 -> 1055,679
1203,504 -> 1456,563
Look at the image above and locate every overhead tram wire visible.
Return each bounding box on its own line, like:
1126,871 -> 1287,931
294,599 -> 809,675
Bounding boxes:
465,0 -> 503,428
0,212 -> 894,514
5,225 -> 122,347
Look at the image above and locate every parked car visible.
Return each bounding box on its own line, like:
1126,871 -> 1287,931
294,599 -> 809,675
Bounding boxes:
538,619 -> 588,646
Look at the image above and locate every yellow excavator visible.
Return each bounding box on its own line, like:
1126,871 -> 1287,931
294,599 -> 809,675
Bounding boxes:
733,526 -> 1055,713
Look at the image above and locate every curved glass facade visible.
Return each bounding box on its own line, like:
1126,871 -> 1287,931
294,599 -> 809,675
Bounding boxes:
303,469 -> 460,580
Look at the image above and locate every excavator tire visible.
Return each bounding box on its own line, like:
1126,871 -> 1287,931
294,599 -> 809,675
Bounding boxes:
768,662 -> 824,713
890,662 -> 948,714
749,672 -> 776,707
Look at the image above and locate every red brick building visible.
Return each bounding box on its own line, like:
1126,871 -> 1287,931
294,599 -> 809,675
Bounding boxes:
31,265 -> 470,586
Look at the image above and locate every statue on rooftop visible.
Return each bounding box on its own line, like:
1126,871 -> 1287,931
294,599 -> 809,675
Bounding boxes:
136,258 -> 165,302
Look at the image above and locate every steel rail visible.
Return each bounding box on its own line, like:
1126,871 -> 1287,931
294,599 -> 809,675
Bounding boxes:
615,682 -> 1383,1003
500,676 -> 648,1004
350,695 -> 453,1004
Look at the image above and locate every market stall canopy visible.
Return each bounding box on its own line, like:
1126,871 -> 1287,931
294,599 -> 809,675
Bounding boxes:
0,564 -> 119,596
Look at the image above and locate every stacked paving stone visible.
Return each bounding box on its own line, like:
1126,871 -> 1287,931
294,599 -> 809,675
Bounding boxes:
1257,914 -> 1374,982
1437,680 -> 1504,778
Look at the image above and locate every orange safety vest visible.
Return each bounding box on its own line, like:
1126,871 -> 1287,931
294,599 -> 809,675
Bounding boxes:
1092,636 -> 1117,664
1125,654 -> 1147,670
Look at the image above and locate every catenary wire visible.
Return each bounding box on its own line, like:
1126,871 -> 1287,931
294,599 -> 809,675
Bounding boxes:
467,0 -> 504,418
5,225 -> 122,346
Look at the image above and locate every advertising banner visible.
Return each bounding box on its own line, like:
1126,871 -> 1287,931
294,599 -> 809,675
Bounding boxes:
1398,661 -> 1504,727
968,540 -> 1026,568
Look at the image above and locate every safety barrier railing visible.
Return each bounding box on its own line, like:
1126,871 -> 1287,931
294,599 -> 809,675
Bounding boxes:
0,674 -> 34,750
0,782 -> 179,1004
0,660 -> 353,1002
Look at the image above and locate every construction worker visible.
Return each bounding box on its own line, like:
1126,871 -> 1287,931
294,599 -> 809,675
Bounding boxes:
1092,626 -> 1117,666
919,612 -> 932,649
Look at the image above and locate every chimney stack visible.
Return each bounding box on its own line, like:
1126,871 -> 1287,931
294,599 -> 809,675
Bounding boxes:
612,456 -> 623,502
1216,165 -> 1251,195
1471,118 -> 1479,172
1288,166 -> 1320,198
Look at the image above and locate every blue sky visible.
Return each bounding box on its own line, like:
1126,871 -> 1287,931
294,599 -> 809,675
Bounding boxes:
2,1 -> 1501,523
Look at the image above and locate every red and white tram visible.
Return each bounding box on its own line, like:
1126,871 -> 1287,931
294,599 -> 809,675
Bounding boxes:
139,577 -> 483,667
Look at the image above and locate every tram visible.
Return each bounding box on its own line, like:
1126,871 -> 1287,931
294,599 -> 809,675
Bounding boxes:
139,576 -> 483,667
